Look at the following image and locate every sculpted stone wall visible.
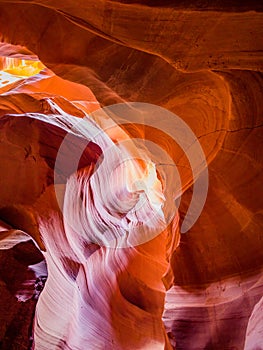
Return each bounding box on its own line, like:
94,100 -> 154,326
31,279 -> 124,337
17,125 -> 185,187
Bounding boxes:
0,1 -> 262,349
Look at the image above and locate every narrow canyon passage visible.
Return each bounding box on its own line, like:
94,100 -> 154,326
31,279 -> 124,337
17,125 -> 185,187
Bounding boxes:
0,1 -> 262,349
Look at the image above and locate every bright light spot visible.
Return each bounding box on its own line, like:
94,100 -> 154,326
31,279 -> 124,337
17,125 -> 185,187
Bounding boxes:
0,57 -> 45,88
0,71 -> 21,87
134,162 -> 165,208
3,57 -> 44,77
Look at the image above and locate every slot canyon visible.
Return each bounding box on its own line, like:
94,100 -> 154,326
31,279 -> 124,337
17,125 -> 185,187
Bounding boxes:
0,1 -> 262,349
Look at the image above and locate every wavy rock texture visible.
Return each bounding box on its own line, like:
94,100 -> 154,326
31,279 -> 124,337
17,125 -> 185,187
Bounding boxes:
0,1 -> 262,350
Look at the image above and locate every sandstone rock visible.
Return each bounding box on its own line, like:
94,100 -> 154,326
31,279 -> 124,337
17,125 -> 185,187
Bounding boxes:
0,1 -> 262,349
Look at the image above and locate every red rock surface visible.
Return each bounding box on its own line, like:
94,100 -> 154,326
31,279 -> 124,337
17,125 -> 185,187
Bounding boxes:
0,1 -> 262,349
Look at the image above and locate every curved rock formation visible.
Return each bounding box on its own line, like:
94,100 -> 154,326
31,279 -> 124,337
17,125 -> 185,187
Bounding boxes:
0,1 -> 262,349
